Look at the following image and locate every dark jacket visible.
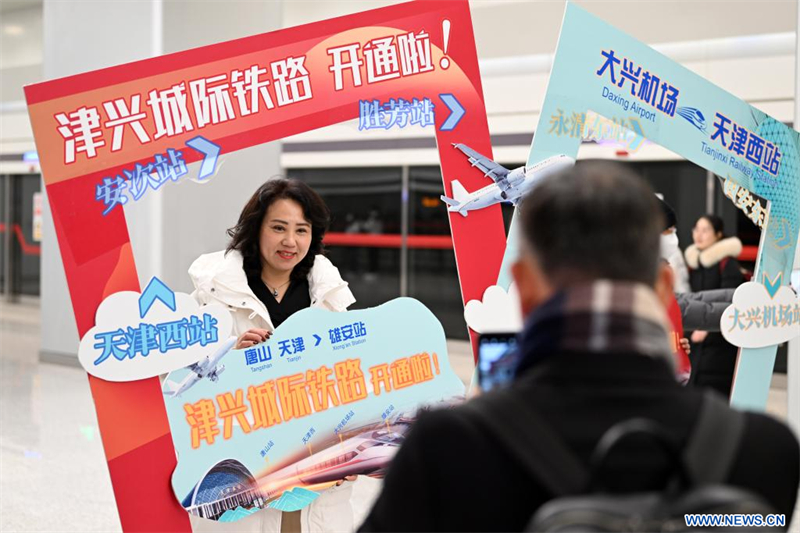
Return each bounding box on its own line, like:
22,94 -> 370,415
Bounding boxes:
359,353 -> 799,532
684,237 -> 744,396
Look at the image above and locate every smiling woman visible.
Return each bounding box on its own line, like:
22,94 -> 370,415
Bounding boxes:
186,178 -> 370,533
188,178 -> 356,350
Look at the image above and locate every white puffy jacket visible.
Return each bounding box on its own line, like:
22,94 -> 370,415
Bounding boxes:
186,250 -> 381,533
189,250 -> 356,335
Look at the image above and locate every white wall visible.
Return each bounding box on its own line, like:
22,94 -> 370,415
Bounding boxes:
1,4 -> 43,69
36,0 -> 283,362
4,0 -> 799,167
0,5 -> 43,103
282,34 -> 797,167
155,1 -> 283,294
39,0 -> 159,362
279,0 -> 797,59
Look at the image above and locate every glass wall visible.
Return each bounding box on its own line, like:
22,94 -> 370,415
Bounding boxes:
288,159 -> 746,341
407,166 -> 463,339
287,167 -> 403,312
289,166 -> 471,339
629,161 -> 716,250
0,174 -> 41,297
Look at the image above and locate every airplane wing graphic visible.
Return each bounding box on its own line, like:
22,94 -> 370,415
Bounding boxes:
163,379 -> 182,397
453,143 -> 512,191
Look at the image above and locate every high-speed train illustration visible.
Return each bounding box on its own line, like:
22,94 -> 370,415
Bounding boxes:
257,427 -> 406,497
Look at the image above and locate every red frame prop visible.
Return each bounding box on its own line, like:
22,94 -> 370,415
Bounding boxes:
25,1 -> 505,530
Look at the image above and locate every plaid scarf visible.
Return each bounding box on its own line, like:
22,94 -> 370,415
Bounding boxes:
514,280 -> 675,378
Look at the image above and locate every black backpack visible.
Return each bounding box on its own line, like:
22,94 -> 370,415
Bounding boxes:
465,390 -> 780,532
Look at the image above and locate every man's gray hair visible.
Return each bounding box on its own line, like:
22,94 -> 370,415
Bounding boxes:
519,161 -> 664,287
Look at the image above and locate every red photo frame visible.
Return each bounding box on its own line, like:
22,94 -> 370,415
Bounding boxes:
24,1 -> 506,530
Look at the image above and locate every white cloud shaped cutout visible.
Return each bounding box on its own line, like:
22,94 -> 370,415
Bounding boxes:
720,282 -> 799,348
464,284 -> 523,334
78,289 -> 233,382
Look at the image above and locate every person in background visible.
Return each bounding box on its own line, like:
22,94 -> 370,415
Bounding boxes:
657,197 -> 691,382
361,207 -> 383,281
656,199 -> 735,336
657,198 -> 735,381
188,177 -> 379,533
657,194 -> 690,293
357,162 -> 799,532
684,214 -> 744,397
677,288 -> 735,332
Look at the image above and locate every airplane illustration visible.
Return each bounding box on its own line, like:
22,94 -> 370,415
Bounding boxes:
163,336 -> 237,398
440,144 -> 575,216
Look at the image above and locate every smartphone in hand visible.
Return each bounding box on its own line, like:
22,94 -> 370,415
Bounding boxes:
477,333 -> 519,392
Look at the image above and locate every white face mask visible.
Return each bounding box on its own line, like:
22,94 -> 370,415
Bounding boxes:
660,231 -> 680,261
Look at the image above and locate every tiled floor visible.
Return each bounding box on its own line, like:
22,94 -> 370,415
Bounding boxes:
0,299 -> 121,532
0,299 -> 480,533
0,299 -> 796,532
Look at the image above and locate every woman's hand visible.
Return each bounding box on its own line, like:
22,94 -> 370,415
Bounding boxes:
680,338 -> 691,355
690,330 -> 708,344
335,475 -> 358,487
235,328 -> 271,350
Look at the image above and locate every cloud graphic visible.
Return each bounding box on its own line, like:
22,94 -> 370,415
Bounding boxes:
78,287 -> 233,382
464,284 -> 523,334
720,282 -> 799,348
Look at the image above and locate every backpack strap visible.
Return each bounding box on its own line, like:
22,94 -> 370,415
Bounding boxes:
466,388 -> 744,497
463,389 -> 588,497
683,391 -> 746,485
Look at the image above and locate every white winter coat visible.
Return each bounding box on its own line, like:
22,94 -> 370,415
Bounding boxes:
186,250 -> 380,533
188,250 -> 356,335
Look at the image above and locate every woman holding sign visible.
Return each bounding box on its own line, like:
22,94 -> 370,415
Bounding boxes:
190,177 -> 356,345
188,177 -> 377,533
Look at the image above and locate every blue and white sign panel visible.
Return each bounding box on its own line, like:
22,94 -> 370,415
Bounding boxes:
498,3 -> 800,410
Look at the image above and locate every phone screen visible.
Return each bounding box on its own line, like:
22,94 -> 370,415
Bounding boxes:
478,333 -> 519,392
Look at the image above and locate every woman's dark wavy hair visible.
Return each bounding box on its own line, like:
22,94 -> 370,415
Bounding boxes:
226,178 -> 330,282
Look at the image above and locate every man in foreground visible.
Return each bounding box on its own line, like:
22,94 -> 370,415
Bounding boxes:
359,162 -> 799,532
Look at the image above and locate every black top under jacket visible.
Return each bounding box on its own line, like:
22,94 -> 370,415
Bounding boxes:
247,274 -> 311,328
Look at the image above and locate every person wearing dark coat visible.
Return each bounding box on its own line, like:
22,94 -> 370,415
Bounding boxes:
684,214 -> 744,397
655,199 -> 735,333
358,164 -> 799,533
676,288 -> 735,332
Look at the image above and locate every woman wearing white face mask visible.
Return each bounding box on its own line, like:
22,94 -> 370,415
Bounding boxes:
658,198 -> 690,294
656,197 -> 691,382
656,198 -> 735,331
